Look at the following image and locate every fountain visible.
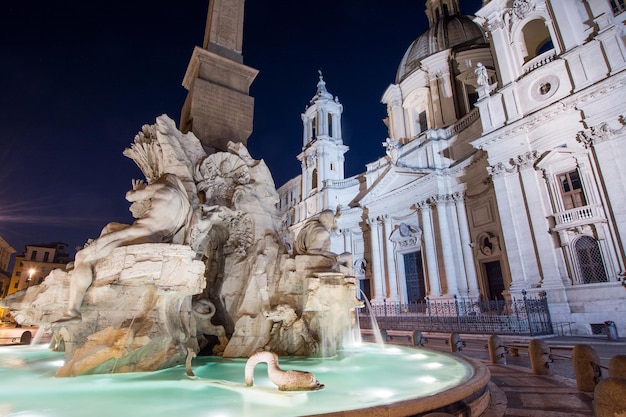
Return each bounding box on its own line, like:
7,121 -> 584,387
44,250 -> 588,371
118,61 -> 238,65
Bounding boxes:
1,115 -> 490,416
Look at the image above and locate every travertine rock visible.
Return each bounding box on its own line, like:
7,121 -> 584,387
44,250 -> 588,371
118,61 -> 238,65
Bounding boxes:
3,115 -> 358,376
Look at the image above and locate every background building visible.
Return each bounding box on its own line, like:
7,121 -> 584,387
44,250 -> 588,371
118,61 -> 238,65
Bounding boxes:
0,236 -> 16,321
6,242 -> 71,303
278,0 -> 626,336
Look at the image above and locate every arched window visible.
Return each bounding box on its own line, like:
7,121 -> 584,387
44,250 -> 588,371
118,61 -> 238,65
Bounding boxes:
327,113 -> 333,138
575,236 -> 608,284
311,168 -> 318,190
520,19 -> 554,63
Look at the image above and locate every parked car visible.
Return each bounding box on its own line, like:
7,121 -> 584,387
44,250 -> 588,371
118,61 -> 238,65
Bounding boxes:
0,325 -> 48,345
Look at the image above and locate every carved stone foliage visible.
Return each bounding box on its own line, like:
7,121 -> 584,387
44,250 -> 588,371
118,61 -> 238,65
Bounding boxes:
512,150 -> 539,169
487,161 -> 516,177
123,124 -> 164,183
389,223 -> 422,249
512,0 -> 534,20
475,232 -> 501,257
576,117 -> 626,148
353,258 -> 367,276
194,152 -> 251,207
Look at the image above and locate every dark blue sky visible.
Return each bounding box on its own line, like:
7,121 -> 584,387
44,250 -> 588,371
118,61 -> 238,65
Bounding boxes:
0,0 -> 482,256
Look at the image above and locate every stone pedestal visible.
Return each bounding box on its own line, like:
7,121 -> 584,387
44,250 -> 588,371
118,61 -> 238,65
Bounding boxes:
181,47 -> 258,151
9,244 -> 206,377
303,272 -> 362,357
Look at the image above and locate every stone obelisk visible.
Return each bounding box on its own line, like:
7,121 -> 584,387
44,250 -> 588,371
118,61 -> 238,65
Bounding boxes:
180,0 -> 258,152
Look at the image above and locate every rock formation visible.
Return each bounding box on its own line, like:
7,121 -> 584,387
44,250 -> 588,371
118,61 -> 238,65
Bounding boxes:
2,114 -> 360,376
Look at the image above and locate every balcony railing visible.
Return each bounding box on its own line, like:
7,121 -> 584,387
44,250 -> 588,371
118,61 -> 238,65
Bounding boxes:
522,50 -> 556,75
552,204 -> 604,231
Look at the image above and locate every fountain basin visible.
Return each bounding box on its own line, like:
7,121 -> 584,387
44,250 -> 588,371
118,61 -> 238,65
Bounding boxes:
0,343 -> 489,417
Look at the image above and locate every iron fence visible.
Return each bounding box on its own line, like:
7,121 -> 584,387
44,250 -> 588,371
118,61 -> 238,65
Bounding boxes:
358,290 -> 553,336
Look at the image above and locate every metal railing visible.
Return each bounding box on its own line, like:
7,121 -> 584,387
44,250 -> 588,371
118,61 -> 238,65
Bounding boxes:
359,290 -> 553,336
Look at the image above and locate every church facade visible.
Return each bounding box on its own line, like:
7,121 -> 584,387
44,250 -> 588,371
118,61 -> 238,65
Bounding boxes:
277,0 -> 626,336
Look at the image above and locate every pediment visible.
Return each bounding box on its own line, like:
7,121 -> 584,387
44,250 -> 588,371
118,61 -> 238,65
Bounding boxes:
535,147 -> 588,173
358,166 -> 429,205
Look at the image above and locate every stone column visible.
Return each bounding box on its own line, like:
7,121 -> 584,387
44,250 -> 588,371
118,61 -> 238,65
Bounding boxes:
427,74 -> 444,128
382,215 -> 400,301
485,18 -> 518,86
453,192 -> 480,298
341,229 -> 351,254
515,152 -> 564,288
367,217 -> 386,302
578,125 -> 626,275
417,201 -> 441,297
432,195 -> 459,296
487,162 -> 534,291
448,194 -> 468,296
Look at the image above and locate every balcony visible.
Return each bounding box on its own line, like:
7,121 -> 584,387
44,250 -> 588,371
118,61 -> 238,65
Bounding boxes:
522,50 -> 556,75
551,204 -> 605,231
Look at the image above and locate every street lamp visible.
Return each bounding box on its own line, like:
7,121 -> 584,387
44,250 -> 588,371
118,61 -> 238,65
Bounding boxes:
27,268 -> 35,288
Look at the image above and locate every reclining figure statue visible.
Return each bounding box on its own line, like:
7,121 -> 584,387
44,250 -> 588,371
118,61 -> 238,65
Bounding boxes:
55,173 -> 192,324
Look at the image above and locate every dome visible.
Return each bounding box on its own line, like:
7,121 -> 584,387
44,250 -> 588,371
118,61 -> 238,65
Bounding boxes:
396,13 -> 486,83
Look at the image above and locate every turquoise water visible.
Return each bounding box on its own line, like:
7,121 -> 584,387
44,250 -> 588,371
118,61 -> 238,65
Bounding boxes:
0,343 -> 472,417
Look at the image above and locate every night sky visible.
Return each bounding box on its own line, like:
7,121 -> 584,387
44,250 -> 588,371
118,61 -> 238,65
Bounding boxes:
0,0 -> 483,257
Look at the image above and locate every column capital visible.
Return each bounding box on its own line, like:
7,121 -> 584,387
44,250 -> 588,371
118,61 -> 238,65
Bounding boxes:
452,191 -> 465,202
430,194 -> 453,206
487,161 -> 515,178
415,200 -> 432,211
366,217 -> 380,227
512,150 -> 539,170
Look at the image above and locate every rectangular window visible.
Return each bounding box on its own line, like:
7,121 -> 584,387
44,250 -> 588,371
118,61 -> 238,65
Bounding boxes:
43,252 -> 50,262
30,250 -> 38,261
418,111 -> 428,132
558,170 -> 587,210
611,0 -> 626,14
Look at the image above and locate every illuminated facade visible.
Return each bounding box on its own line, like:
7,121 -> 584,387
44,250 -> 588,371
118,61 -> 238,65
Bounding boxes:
6,242 -> 71,298
278,0 -> 626,336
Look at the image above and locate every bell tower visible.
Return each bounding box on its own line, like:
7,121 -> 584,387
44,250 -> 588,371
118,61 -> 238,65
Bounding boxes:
298,72 -> 348,199
180,0 -> 258,153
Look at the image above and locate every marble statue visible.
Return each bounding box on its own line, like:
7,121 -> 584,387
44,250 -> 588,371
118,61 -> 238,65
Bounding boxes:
294,208 -> 352,275
475,62 -> 489,86
244,351 -> 324,391
382,137 -> 400,165
56,173 -> 193,324
475,62 -> 492,98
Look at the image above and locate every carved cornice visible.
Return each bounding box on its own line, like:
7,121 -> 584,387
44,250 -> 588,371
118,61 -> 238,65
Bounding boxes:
474,102 -> 569,150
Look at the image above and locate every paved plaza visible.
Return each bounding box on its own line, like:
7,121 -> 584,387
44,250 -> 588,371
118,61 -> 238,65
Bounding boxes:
420,333 -> 626,417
